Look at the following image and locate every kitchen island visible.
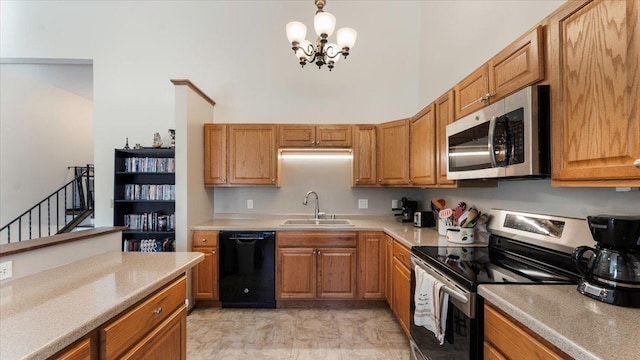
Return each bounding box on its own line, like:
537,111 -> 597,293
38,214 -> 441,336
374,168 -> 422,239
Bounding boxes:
0,251 -> 203,360
479,284 -> 640,360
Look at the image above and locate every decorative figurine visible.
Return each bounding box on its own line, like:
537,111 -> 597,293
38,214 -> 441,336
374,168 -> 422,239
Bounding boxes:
123,137 -> 130,149
168,129 -> 175,148
152,132 -> 163,148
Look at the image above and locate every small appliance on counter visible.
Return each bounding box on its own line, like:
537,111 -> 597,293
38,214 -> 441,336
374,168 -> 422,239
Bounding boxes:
395,197 -> 418,223
572,215 -> 640,308
414,211 -> 435,228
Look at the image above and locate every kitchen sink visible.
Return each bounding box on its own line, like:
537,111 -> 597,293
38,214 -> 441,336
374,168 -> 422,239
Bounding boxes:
280,219 -> 353,226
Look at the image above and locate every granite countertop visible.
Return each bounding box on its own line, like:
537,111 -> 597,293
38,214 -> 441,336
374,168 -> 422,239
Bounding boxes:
478,284 -> 640,360
192,215 -> 490,249
0,251 -> 204,360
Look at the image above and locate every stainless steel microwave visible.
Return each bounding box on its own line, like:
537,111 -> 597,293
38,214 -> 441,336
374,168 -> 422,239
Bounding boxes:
446,85 -> 550,180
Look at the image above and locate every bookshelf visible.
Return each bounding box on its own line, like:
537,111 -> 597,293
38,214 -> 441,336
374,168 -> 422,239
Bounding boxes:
114,148 -> 175,252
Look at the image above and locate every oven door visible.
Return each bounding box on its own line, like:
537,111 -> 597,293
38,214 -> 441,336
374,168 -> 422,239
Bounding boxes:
410,255 -> 481,360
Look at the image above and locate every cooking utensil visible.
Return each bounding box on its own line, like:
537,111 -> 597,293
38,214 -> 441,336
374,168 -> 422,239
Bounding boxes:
439,209 -> 454,226
454,202 -> 465,223
462,208 -> 479,227
431,198 -> 446,212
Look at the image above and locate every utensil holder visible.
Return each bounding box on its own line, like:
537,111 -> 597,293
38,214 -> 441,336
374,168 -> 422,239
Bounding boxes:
446,227 -> 475,244
438,219 -> 448,236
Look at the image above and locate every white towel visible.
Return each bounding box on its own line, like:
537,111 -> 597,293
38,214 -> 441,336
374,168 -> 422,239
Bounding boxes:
414,265 -> 449,345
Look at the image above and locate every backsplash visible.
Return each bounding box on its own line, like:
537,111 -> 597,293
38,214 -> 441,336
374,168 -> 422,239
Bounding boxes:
424,179 -> 639,219
212,159 -> 639,220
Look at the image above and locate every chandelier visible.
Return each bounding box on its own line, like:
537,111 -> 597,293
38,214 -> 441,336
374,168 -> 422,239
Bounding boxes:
285,0 -> 357,71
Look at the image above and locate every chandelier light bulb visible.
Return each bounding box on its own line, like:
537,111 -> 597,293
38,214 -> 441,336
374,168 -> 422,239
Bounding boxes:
286,21 -> 307,43
314,11 -> 336,37
337,27 -> 357,50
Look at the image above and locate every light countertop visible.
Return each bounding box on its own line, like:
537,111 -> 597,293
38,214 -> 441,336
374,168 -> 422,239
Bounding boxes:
0,251 -> 203,360
192,215 -> 489,249
478,284 -> 640,360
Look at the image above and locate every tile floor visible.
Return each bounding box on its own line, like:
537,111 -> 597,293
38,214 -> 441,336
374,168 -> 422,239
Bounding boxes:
187,307 -> 412,359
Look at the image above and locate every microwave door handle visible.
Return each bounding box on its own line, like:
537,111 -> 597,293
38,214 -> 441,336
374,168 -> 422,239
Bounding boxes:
488,116 -> 498,167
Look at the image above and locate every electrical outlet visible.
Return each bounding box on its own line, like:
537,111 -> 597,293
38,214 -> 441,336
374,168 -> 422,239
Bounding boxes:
392,199 -> 399,209
247,199 -> 254,209
0,261 -> 13,281
358,199 -> 368,209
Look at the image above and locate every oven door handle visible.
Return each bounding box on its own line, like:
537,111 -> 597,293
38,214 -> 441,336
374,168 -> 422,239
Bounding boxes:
411,256 -> 469,304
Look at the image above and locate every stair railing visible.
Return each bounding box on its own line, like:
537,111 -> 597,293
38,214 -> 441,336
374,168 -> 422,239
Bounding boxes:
0,164 -> 94,244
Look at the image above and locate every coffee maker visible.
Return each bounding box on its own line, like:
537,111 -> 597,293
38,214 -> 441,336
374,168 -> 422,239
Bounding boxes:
396,197 -> 418,223
572,215 -> 640,308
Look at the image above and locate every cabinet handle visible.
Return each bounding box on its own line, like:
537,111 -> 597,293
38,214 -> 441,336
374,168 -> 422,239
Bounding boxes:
153,307 -> 163,315
221,178 -> 225,182
355,178 -> 360,182
378,178 -> 382,182
212,250 -> 216,255
634,159 -> 640,169
312,250 -> 316,255
201,238 -> 207,243
484,93 -> 492,101
317,250 -> 321,255
271,178 -> 275,183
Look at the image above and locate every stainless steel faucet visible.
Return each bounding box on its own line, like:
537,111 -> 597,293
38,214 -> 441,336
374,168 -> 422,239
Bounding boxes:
303,191 -> 322,219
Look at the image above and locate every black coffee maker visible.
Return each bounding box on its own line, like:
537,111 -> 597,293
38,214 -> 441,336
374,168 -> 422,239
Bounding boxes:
396,197 -> 418,223
572,215 -> 640,308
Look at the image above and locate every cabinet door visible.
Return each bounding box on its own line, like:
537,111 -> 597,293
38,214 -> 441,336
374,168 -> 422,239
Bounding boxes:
384,235 -> 394,306
276,247 -> 317,299
435,90 -> 457,186
550,0 -> 640,185
377,119 -> 411,185
357,232 -> 385,299
279,125 -> 315,147
192,247 -> 218,300
484,341 -> 508,360
488,25 -> 544,102
120,305 -> 187,360
454,65 -> 490,119
317,247 -> 357,299
316,125 -> 352,147
352,125 -> 377,186
54,337 -> 93,360
410,104 -> 437,186
392,257 -> 411,337
204,124 -> 227,186
228,124 -> 278,185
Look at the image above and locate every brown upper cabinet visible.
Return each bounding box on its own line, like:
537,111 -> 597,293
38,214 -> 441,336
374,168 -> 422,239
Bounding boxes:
410,104 -> 436,186
352,125 -> 377,186
279,124 -> 352,148
434,90 -> 457,187
204,123 -> 279,186
377,119 -> 411,185
549,0 -> 640,186
454,25 -> 544,120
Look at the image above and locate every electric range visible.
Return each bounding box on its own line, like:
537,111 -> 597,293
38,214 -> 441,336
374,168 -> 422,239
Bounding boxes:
409,209 -> 595,360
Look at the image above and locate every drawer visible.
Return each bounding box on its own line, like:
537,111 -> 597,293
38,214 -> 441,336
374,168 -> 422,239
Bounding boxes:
392,240 -> 411,269
192,230 -> 218,248
278,232 -> 357,248
100,276 -> 186,359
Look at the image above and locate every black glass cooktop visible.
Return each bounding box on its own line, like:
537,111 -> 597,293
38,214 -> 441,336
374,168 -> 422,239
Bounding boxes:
412,236 -> 580,291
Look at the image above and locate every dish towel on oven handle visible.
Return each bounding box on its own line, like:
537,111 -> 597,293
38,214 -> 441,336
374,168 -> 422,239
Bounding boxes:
414,265 -> 449,345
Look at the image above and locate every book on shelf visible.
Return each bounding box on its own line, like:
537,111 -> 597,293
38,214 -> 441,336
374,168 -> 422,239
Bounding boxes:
123,238 -> 175,252
124,184 -> 175,201
124,157 -> 175,173
124,212 -> 175,232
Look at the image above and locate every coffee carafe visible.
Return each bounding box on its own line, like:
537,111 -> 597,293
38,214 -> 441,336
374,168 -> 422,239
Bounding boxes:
571,215 -> 640,308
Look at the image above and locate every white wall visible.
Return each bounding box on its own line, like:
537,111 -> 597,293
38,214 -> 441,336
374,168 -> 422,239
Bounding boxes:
0,63 -> 93,227
0,0 -> 422,228
173,84 -> 215,251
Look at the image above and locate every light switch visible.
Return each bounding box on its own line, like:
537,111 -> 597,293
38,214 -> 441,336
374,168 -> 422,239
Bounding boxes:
247,200 -> 254,209
358,199 -> 368,209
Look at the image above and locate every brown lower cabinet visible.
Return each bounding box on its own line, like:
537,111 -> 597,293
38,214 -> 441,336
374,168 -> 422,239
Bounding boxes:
51,276 -> 187,360
391,240 -> 412,337
276,232 -> 358,300
191,231 -> 219,301
484,303 -> 570,360
358,232 -> 386,299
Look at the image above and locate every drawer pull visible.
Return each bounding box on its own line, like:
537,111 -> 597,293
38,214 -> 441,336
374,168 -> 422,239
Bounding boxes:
201,238 -> 207,242
153,307 -> 163,315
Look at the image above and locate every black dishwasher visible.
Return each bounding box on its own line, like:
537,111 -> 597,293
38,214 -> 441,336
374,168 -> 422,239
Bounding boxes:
218,231 -> 276,308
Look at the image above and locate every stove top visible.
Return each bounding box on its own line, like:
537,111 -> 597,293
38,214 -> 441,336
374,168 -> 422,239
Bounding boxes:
411,209 -> 595,291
